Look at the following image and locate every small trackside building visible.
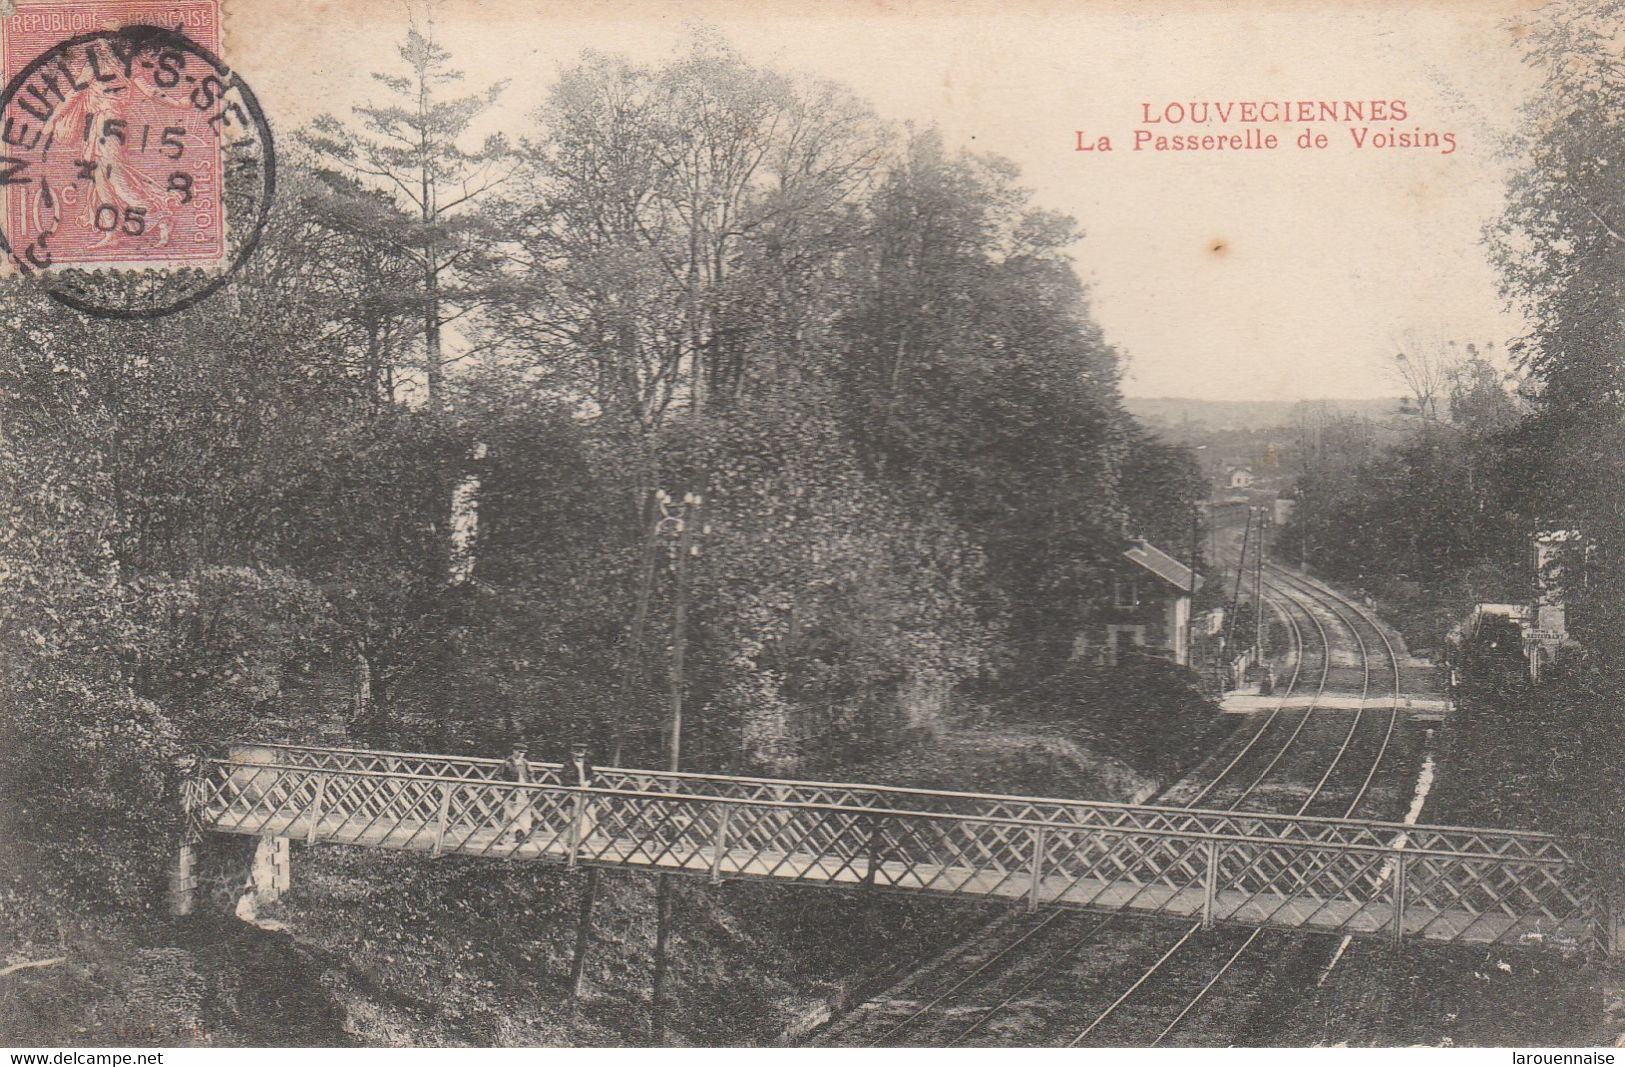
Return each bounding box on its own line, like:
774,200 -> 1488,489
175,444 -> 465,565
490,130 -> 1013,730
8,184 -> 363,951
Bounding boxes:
1081,539 -> 1205,668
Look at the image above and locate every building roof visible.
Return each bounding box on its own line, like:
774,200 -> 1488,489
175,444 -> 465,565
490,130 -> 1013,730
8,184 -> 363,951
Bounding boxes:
1124,539 -> 1204,594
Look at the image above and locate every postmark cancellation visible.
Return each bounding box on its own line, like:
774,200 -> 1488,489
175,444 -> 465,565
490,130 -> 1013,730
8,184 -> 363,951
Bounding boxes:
0,0 -> 273,316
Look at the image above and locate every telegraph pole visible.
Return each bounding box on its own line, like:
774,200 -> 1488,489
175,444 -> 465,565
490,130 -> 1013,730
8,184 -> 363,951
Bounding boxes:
651,492 -> 701,1045
570,487 -> 664,1007
1227,506 -> 1252,653
666,494 -> 700,771
1186,503 -> 1201,668
1254,508 -> 1267,657
612,488 -> 664,767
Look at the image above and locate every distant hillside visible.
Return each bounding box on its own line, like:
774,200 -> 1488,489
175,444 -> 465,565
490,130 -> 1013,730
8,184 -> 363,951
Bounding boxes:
1125,396 -> 1402,433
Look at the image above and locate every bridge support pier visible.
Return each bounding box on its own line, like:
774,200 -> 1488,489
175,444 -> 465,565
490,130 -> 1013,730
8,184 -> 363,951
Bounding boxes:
252,836 -> 291,905
168,843 -> 197,917
1027,826 -> 1048,913
169,755 -> 204,918
568,869 -> 599,1004
1391,854 -> 1409,948
651,873 -> 675,1044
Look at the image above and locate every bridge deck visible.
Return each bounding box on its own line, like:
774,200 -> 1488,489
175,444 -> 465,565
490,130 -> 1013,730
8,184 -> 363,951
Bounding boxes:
205,793 -> 1594,952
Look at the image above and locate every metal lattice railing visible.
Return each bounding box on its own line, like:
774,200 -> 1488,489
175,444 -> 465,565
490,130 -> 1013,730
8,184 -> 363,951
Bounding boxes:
195,743 -> 1604,954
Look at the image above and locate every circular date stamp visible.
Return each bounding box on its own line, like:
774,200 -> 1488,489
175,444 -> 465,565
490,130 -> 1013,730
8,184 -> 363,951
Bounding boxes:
0,22 -> 274,317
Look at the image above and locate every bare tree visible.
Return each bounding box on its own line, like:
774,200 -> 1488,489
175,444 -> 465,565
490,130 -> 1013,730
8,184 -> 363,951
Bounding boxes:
1387,331 -> 1467,421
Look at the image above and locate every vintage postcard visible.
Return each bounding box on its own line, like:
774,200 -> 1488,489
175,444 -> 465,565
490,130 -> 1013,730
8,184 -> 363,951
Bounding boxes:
3,0 -> 1622,1055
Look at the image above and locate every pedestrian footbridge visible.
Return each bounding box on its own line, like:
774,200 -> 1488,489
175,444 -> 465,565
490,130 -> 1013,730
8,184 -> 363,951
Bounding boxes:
182,743 -> 1605,955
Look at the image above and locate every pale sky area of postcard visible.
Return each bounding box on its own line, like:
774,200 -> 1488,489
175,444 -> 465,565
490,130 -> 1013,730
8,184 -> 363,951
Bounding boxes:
223,0 -> 1542,402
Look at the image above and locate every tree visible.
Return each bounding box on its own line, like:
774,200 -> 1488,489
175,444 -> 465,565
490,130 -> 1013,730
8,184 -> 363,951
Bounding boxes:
1387,331 -> 1465,421
288,166 -> 426,414
836,131 -> 1129,668
1491,1 -> 1625,416
1446,347 -> 1521,437
1490,0 -> 1625,659
499,34 -> 879,429
1121,431 -> 1206,563
304,13 -> 514,410
0,390 -> 176,910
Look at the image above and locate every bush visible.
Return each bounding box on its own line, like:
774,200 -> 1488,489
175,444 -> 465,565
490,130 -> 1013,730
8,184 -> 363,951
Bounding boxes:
1000,657 -> 1219,781
1,457 -> 178,911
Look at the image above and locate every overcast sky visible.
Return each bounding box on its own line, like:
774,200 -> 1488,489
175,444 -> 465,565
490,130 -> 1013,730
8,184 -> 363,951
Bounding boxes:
228,0 -> 1540,402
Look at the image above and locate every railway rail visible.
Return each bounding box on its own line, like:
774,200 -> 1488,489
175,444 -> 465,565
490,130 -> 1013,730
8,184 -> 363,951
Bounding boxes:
818,558 -> 1385,1047
1062,562 -> 1406,1048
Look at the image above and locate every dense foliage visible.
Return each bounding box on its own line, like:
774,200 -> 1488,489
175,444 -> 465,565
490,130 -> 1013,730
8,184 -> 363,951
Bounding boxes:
1274,381 -> 1529,641
1275,0 -> 1625,889
1,31 -> 1212,912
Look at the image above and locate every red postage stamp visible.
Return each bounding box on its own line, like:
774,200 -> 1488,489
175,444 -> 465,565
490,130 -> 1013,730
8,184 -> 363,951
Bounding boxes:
0,0 -> 224,267
0,0 -> 272,315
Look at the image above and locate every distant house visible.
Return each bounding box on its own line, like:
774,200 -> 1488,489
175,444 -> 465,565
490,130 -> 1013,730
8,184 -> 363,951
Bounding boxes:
1079,539 -> 1205,667
1226,466 -> 1255,490
1446,531 -> 1587,682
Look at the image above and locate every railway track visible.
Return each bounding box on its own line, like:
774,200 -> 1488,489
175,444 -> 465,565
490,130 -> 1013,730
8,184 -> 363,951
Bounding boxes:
1260,565 -> 1403,820
817,558 -> 1404,1047
1165,582 -> 1330,811
1058,563 -> 1407,1048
